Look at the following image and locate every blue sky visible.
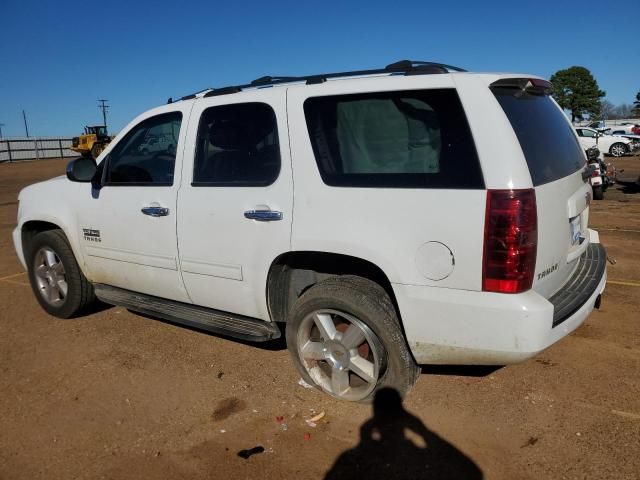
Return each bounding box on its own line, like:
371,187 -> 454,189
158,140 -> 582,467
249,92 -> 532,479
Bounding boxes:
0,0 -> 637,137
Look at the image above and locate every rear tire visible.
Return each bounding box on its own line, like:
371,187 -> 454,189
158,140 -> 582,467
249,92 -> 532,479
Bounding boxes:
27,230 -> 95,318
286,275 -> 419,402
592,185 -> 604,200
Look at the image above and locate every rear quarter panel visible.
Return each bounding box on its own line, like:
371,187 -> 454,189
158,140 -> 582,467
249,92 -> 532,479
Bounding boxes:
287,75 -> 489,289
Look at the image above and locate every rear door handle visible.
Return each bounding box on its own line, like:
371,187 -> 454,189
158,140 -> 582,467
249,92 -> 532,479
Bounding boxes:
141,206 -> 170,217
244,209 -> 283,222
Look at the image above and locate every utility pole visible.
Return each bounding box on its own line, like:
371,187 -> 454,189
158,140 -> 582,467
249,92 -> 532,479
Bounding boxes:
0,123 -> 5,139
22,110 -> 30,137
98,99 -> 109,133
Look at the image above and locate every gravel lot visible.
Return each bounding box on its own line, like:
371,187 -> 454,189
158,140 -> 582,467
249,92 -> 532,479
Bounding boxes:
1,156 -> 639,480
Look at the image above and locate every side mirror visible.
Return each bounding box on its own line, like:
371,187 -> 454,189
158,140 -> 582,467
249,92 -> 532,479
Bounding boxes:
66,157 -> 97,182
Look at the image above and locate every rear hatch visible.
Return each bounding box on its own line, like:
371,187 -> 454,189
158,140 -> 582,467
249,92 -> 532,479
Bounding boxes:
491,79 -> 592,299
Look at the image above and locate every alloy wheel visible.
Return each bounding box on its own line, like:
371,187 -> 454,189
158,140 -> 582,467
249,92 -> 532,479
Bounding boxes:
33,247 -> 68,307
296,309 -> 384,401
610,144 -> 626,157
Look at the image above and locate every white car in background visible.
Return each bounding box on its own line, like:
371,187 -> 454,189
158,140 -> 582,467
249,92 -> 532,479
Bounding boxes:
586,121 -> 639,135
611,133 -> 640,152
575,127 -> 632,157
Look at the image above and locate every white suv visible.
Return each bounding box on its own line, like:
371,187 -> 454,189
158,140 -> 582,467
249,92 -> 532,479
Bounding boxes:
13,61 -> 607,402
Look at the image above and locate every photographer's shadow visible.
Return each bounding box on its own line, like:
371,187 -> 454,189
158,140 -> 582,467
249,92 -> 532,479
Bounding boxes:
325,388 -> 483,480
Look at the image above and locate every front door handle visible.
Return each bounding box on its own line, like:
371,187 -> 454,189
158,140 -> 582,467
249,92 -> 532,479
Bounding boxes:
244,209 -> 283,222
141,206 -> 170,217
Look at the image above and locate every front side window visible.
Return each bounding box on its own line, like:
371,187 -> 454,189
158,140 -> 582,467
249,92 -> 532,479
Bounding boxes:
104,112 -> 182,185
193,103 -> 280,186
303,89 -> 484,189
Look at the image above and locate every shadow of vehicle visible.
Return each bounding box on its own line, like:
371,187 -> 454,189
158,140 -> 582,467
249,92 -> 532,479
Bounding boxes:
616,181 -> 640,194
421,364 -> 501,377
79,298 -> 113,316
324,388 -> 483,480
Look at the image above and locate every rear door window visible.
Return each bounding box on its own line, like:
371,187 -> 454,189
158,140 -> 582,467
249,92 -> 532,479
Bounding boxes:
304,89 -> 484,189
491,88 -> 585,186
192,102 -> 280,186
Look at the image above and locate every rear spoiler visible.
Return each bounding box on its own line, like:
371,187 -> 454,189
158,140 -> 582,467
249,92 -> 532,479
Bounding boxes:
490,78 -> 552,96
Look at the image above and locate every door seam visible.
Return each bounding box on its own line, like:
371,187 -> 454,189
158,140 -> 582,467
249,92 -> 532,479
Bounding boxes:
174,100 -> 197,304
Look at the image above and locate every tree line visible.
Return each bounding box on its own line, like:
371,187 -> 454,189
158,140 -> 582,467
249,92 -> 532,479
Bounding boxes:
549,66 -> 639,123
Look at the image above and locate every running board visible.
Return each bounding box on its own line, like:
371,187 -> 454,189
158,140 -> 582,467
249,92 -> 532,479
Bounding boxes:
94,284 -> 281,342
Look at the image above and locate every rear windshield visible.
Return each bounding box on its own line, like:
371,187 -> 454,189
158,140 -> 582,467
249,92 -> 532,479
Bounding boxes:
304,89 -> 484,189
492,88 -> 585,186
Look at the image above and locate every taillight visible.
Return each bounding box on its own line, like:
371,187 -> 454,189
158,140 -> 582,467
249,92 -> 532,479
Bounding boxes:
483,189 -> 537,294
592,169 -> 601,177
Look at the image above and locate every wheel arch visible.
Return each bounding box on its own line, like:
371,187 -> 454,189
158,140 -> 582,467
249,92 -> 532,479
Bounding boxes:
22,220 -> 64,258
21,219 -> 87,277
266,250 -> 402,326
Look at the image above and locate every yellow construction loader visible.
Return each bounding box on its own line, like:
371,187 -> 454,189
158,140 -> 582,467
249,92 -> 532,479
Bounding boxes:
70,125 -> 112,158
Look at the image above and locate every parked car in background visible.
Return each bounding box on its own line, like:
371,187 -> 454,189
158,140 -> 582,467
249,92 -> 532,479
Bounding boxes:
611,133 -> 640,152
137,134 -> 177,156
575,127 -> 632,157
586,121 -> 640,135
586,121 -> 609,132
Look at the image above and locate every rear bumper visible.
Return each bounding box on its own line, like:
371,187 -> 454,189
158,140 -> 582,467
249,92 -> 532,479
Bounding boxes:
550,242 -> 606,327
394,232 -> 607,365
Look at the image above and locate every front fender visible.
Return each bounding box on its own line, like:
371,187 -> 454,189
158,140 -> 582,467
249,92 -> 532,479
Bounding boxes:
17,179 -> 89,276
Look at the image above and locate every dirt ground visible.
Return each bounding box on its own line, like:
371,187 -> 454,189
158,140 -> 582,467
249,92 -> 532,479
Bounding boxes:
0,156 -> 639,480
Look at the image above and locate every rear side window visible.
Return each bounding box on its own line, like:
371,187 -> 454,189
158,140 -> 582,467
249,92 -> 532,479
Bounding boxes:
304,89 -> 484,189
492,89 -> 585,186
193,102 -> 280,186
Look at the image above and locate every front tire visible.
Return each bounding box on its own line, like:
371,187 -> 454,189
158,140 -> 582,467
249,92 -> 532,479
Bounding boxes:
27,230 -> 95,318
609,143 -> 627,157
286,275 -> 419,402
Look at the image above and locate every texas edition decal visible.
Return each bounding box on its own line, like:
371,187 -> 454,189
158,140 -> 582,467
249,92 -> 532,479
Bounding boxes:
82,228 -> 101,243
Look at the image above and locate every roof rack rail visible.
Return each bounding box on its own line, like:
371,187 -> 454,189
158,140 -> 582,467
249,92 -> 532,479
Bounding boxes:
179,60 -> 466,100
385,60 -> 467,73
203,86 -> 242,98
250,75 -> 301,86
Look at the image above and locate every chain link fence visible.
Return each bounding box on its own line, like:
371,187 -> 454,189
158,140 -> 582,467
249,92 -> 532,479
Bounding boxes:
0,137 -> 77,163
